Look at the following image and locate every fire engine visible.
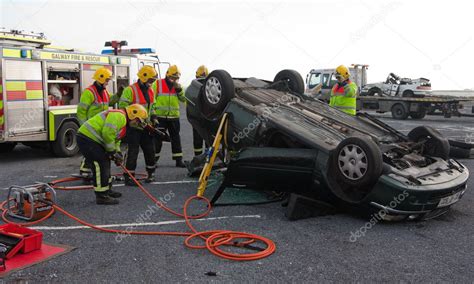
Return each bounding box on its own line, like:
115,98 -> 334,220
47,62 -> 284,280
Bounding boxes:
0,29 -> 167,156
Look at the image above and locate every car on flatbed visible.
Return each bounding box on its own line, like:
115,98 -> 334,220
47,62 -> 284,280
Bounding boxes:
185,69 -> 469,221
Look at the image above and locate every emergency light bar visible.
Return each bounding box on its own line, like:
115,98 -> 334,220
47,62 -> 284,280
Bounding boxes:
101,48 -> 156,55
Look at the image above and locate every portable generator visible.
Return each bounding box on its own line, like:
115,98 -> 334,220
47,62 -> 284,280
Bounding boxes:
6,183 -> 56,221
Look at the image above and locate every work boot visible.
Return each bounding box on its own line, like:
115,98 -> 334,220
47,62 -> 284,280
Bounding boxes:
145,172 -> 155,183
108,188 -> 122,198
95,192 -> 119,205
124,175 -> 138,187
175,157 -> 186,168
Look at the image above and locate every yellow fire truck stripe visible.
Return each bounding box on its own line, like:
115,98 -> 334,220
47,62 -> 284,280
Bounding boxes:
26,90 -> 44,100
2,49 -> 32,58
6,81 -> 26,91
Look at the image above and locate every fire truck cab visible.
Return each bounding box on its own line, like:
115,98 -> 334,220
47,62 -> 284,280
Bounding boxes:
0,30 -> 164,156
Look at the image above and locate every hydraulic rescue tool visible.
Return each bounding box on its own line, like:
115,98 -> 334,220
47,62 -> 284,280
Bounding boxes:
6,183 -> 56,221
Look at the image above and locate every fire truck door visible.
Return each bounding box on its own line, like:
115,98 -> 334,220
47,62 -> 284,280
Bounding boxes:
4,60 -> 45,136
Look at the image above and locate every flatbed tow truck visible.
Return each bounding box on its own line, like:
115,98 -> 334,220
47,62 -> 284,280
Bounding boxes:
305,64 -> 474,120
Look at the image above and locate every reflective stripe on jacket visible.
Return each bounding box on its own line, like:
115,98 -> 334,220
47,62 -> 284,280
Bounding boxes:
329,80 -> 358,116
118,82 -> 155,115
77,84 -> 110,125
152,79 -> 186,118
78,109 -> 127,152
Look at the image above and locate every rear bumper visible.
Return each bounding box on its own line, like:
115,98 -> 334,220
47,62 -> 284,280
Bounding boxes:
365,168 -> 469,216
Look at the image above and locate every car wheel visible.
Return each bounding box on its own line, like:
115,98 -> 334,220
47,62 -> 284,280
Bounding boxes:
391,103 -> 409,119
409,109 -> 426,119
0,142 -> 17,153
367,87 -> 382,96
408,126 -> 450,159
273,69 -> 305,94
201,70 -> 235,120
403,90 -> 414,97
52,121 -> 79,157
331,137 -> 383,187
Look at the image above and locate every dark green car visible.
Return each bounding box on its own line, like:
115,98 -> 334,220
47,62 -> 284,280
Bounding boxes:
185,69 -> 469,221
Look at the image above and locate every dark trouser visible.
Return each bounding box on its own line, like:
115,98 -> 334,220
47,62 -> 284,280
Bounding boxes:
77,135 -> 111,193
192,127 -> 205,156
125,127 -> 156,174
154,118 -> 183,161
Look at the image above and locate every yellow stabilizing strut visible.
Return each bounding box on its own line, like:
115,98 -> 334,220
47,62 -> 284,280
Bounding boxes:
197,113 -> 228,197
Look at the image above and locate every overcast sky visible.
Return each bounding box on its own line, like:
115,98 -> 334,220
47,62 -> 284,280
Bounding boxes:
2,0 -> 473,90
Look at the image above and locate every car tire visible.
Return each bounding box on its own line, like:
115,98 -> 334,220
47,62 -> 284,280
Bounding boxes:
201,70 -> 235,120
273,69 -> 305,94
331,136 -> 383,187
367,87 -> 382,96
0,142 -> 17,153
52,121 -> 79,157
403,90 -> 414,97
449,146 -> 471,159
409,110 -> 426,119
391,103 -> 409,120
408,126 -> 450,159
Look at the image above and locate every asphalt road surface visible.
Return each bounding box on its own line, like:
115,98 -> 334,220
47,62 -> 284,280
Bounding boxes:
0,111 -> 473,282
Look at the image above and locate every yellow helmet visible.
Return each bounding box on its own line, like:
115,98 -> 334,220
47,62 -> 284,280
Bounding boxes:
125,104 -> 148,121
93,67 -> 113,84
166,65 -> 181,79
195,65 -> 209,78
137,65 -> 158,83
335,65 -> 351,80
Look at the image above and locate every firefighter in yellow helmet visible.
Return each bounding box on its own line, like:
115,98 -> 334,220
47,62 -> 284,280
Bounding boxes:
191,65 -> 208,156
77,104 -> 148,205
118,65 -> 158,185
152,65 -> 187,167
329,65 -> 358,116
77,67 -> 113,179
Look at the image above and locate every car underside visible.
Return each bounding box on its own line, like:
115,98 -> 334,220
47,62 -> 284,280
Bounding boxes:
185,69 -> 469,221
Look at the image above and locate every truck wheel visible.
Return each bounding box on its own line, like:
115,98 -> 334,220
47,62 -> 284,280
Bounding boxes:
391,103 -> 409,119
331,137 -> 383,187
201,70 -> 235,120
410,110 -> 426,119
0,142 -> 17,153
273,69 -> 305,94
408,126 -> 450,159
52,121 -> 79,157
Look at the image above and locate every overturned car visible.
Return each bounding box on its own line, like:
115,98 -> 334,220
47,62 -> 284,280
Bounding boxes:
185,69 -> 469,221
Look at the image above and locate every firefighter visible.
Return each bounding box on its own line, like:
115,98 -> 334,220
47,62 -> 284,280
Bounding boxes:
119,65 -> 158,185
191,65 -> 208,156
76,104 -> 148,205
329,65 -> 358,116
152,65 -> 187,167
77,67 -> 112,178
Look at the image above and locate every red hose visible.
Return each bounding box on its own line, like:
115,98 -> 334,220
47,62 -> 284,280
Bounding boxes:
0,166 -> 276,261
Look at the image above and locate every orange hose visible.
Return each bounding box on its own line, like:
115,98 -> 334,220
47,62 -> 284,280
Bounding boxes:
0,166 -> 276,261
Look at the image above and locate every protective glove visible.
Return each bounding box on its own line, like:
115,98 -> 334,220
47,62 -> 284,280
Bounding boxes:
108,151 -> 124,166
150,114 -> 160,126
174,83 -> 183,94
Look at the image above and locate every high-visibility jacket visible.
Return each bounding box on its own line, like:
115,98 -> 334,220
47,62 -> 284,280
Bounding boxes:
118,82 -> 155,115
329,80 -> 358,116
152,79 -> 186,118
78,110 -> 127,152
77,84 -> 110,125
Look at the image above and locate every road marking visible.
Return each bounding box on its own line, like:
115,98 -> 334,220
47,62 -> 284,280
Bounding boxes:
114,180 -> 198,187
30,215 -> 261,231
